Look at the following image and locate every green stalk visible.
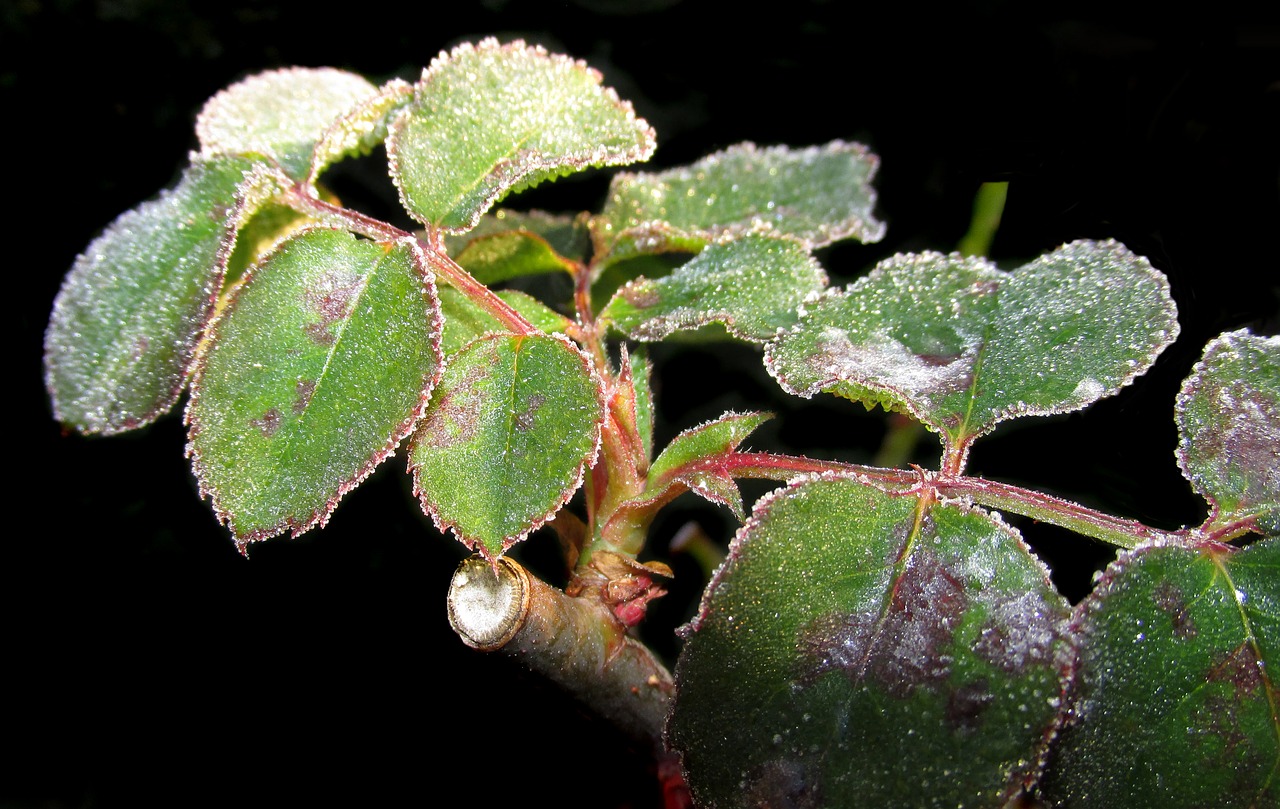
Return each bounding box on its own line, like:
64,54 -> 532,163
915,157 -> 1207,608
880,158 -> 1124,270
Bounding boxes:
956,181 -> 1008,258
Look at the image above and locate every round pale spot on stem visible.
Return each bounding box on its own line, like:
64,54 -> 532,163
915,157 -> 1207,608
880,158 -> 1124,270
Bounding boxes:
447,556 -> 530,651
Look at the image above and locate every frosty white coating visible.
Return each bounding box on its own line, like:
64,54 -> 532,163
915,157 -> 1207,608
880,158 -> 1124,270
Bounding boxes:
197,67 -> 379,178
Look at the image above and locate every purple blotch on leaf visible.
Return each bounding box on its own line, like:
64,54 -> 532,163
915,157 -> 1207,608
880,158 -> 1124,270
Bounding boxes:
973,589 -> 1064,674
1190,693 -> 1251,761
1153,580 -> 1198,640
742,758 -> 821,809
514,393 -> 546,432
250,407 -> 281,436
417,363 -> 489,449
796,549 -> 966,697
946,678 -> 995,733
303,269 -> 363,346
1208,642 -> 1264,697
293,379 -> 316,414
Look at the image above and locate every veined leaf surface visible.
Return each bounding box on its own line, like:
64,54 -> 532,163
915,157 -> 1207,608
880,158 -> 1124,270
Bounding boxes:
627,346 -> 655,462
766,240 -> 1178,471
669,476 -> 1072,808
436,287 -> 572,356
197,67 -> 379,180
600,234 -> 826,343
45,155 -> 263,435
444,209 -> 587,284
645,411 -> 772,519
410,333 -> 603,560
1043,539 -> 1279,807
187,228 -> 442,546
309,78 -> 414,184
591,140 -> 885,266
1176,330 -> 1280,535
388,38 -> 655,232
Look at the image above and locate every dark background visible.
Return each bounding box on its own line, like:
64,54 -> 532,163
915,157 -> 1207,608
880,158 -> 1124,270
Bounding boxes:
5,2 -> 1277,806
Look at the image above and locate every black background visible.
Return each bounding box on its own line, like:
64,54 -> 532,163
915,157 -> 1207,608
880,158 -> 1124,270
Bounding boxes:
5,2 -> 1277,806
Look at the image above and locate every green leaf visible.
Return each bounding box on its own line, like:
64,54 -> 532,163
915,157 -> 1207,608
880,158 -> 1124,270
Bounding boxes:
409,333 -> 603,560
645,411 -> 772,519
591,140 -> 885,267
197,67 -> 380,180
590,252 -> 690,315
1043,538 -> 1279,807
1176,330 -> 1280,535
309,78 -> 414,184
187,228 -> 442,545
436,286 -> 572,356
766,240 -> 1179,470
45,155 -> 264,435
449,223 -> 579,285
388,38 -> 655,232
599,234 -> 827,342
223,196 -> 328,288
444,209 -> 590,283
668,476 -> 1072,808
627,346 -> 654,462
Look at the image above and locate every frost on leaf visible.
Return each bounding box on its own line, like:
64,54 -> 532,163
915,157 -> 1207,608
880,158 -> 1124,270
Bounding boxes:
444,209 -> 587,284
765,240 -> 1179,471
591,140 -> 885,267
45,155 -> 264,435
1175,329 -> 1280,535
1043,539 -> 1279,807
387,38 -> 655,233
599,234 -> 827,343
308,78 -> 414,185
627,346 -> 655,462
186,229 -> 442,547
436,287 -> 571,356
641,411 -> 773,519
409,333 -> 604,561
669,476 -> 1072,809
197,67 -> 380,181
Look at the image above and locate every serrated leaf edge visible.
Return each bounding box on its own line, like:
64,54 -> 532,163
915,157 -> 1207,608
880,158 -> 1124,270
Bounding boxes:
409,331 -> 606,562
677,471 -> 857,638
595,139 -> 887,259
1174,328 -> 1280,530
613,410 -> 773,522
308,78 -> 414,187
44,157 -> 267,435
763,250 -> 1000,404
436,289 -> 574,357
671,472 -> 1074,798
1058,538 -> 1278,805
765,240 -> 1179,448
185,229 -> 444,549
606,232 -> 827,343
982,239 -> 1179,431
648,409 -> 773,488
387,37 -> 656,234
197,66 -> 378,171
455,229 -> 577,280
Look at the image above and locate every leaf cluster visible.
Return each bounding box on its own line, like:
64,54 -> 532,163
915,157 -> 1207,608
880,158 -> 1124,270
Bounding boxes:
44,39 -> 1277,808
